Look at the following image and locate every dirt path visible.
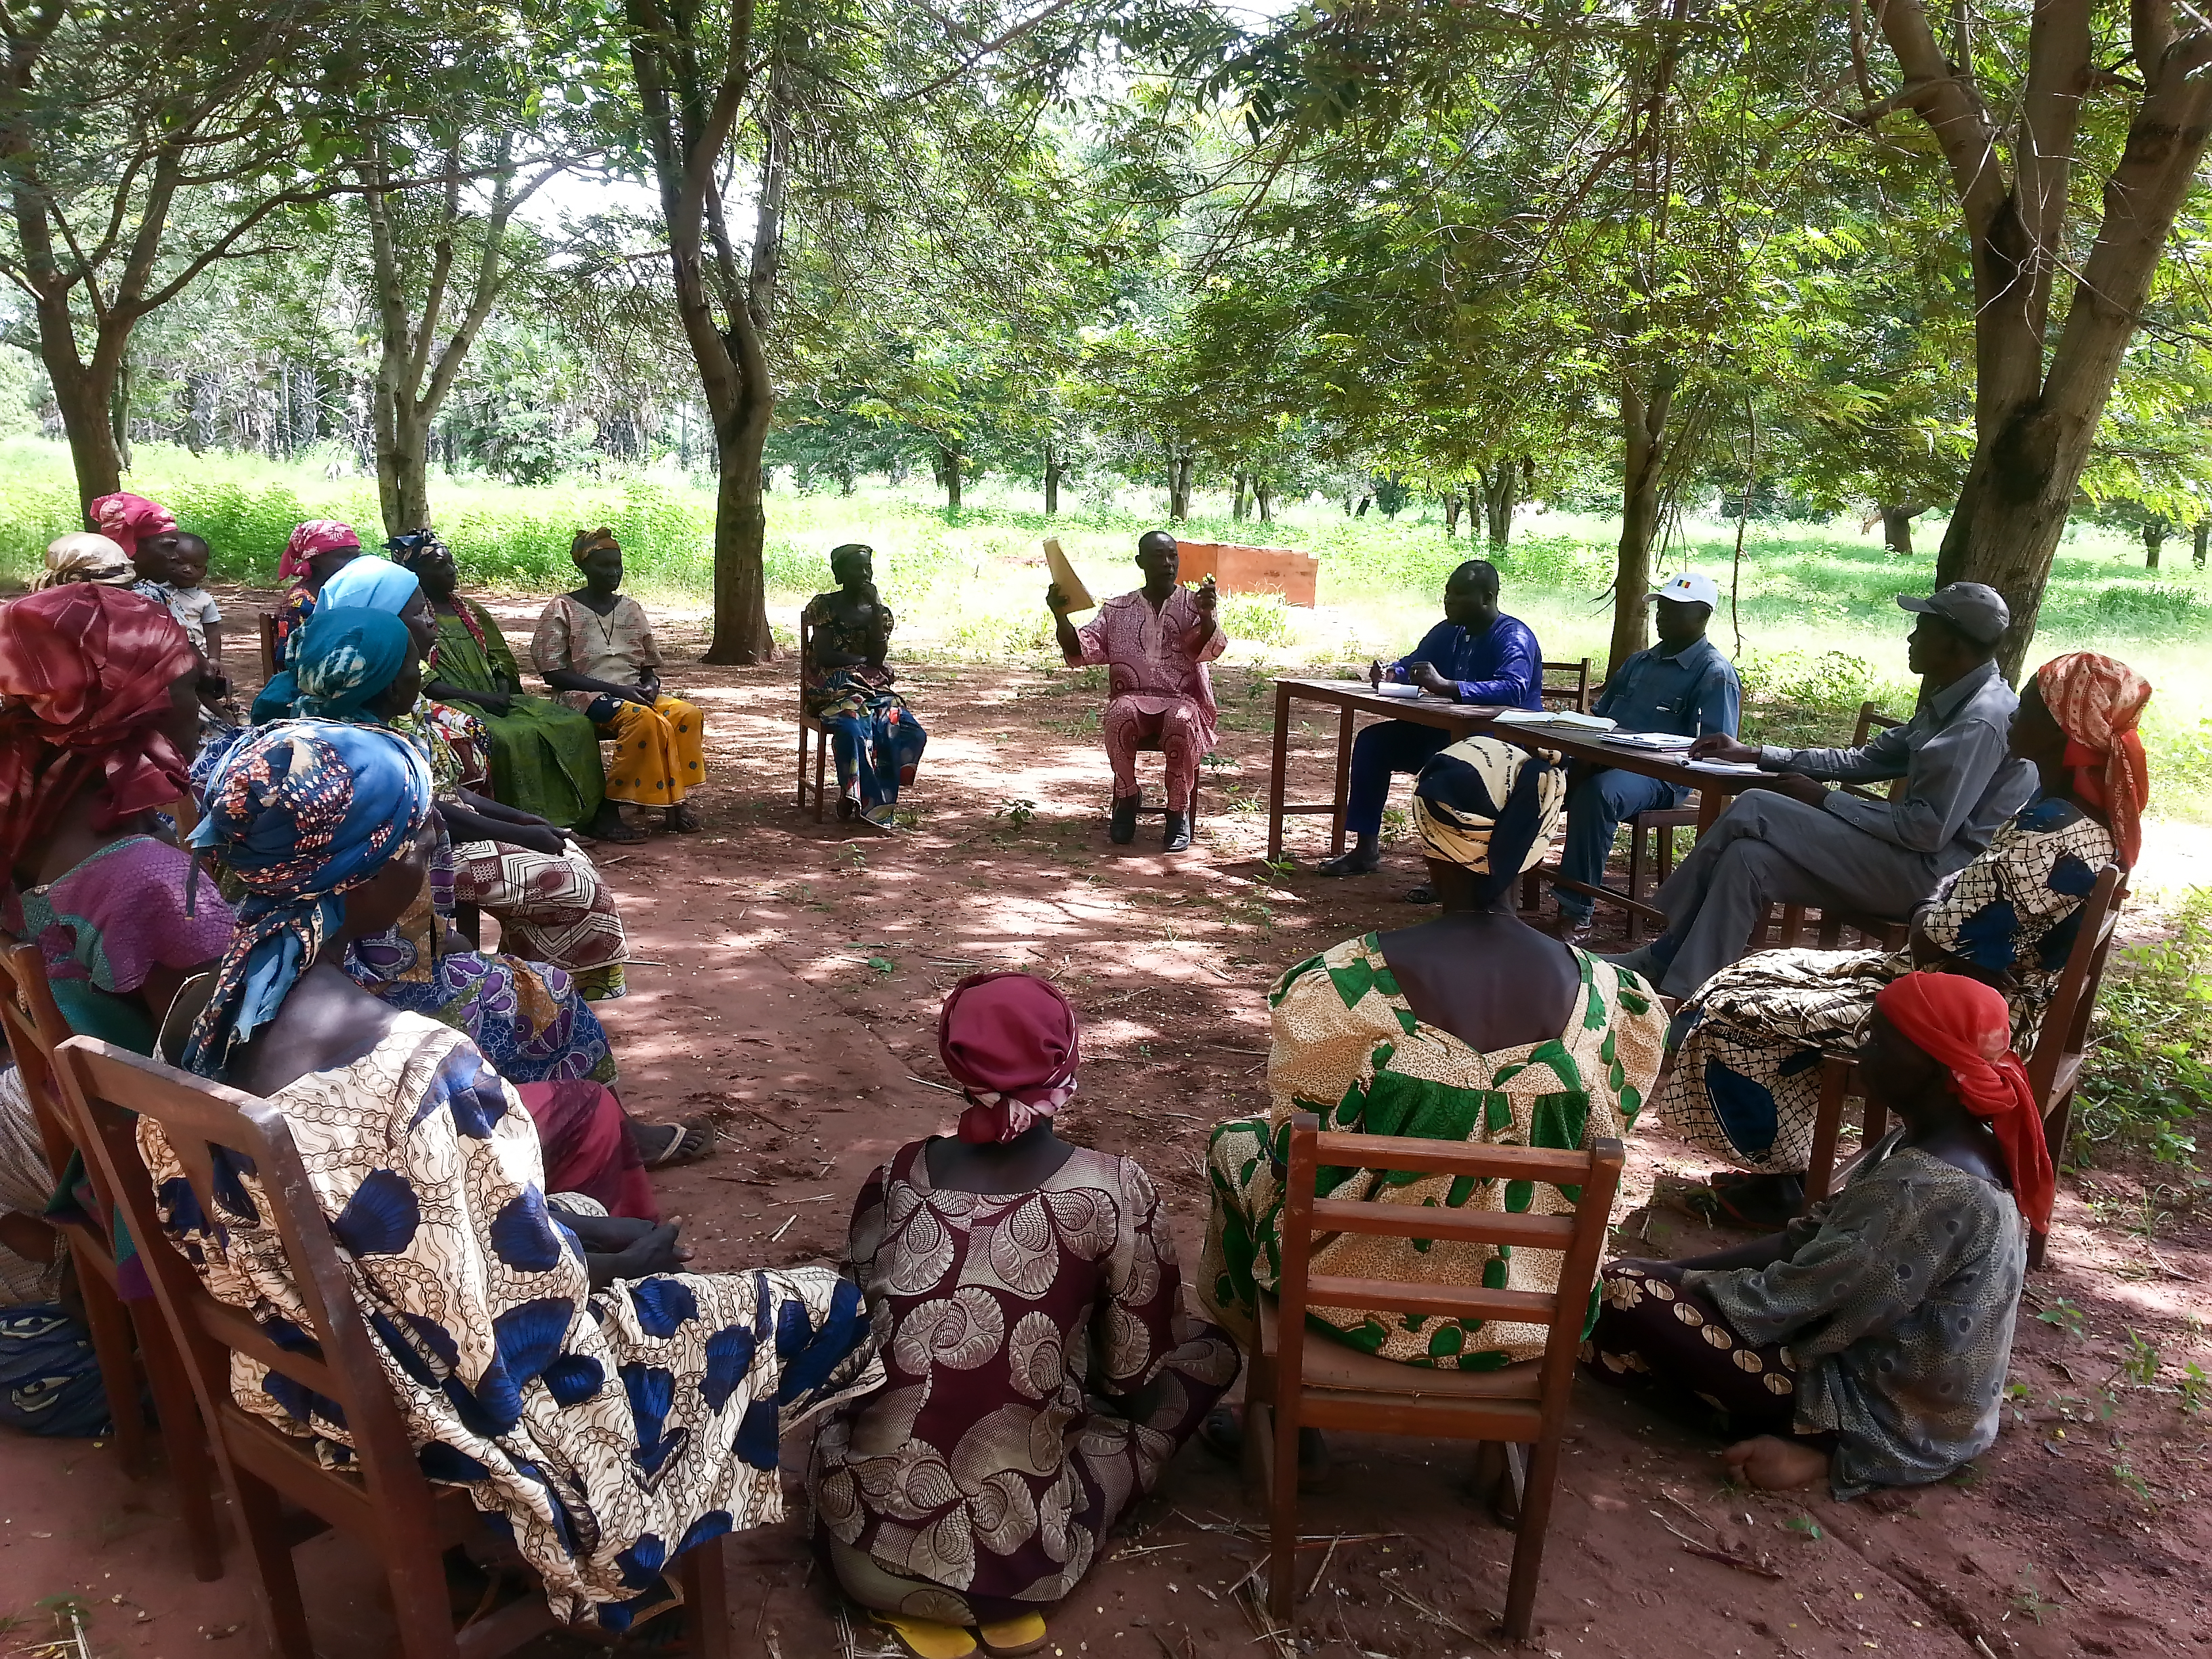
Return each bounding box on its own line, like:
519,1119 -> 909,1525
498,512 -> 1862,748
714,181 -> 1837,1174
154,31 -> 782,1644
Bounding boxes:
4,594 -> 2206,1658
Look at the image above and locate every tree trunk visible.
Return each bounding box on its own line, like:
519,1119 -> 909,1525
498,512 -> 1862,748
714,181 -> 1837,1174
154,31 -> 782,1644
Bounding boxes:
1611,364 -> 1677,674
1482,466 -> 1516,547
47,358 -> 123,506
1879,504 -> 1917,557
1231,469 -> 1250,520
108,352 -> 133,473
1255,478 -> 1275,523
1167,445 -> 1193,519
937,441 -> 963,510
2145,520 -> 2165,570
1443,491 -> 1461,537
1043,442 -> 1061,514
2195,518 -> 2208,568
1355,496 -> 1371,518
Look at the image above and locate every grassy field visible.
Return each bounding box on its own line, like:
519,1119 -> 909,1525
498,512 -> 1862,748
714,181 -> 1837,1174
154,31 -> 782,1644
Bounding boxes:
7,436 -> 2209,817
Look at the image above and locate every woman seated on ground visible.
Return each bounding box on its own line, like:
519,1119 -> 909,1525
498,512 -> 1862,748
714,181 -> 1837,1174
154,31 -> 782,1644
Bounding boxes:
32,531 -> 136,590
257,554 -> 635,1004
813,972 -> 1236,1659
263,605 -> 707,1179
270,520 -> 364,666
388,530 -> 637,842
1658,650 -> 2146,1227
1586,972 -> 2040,1498
1200,735 -> 1665,1386
531,528 -> 707,835
0,584 -> 235,1303
804,543 -> 926,830
152,719 -> 882,1631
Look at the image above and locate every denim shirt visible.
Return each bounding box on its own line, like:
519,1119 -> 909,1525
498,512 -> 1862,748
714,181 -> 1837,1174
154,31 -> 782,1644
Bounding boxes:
1593,634 -> 1740,739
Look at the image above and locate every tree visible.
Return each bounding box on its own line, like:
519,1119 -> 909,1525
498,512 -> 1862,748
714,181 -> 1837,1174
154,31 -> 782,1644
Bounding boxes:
1856,0 -> 2212,673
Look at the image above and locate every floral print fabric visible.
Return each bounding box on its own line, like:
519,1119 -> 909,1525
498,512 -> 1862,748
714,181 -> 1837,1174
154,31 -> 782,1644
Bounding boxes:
811,1141 -> 1237,1620
139,1016 -> 884,1626
1200,935 -> 1664,1368
1658,798 -> 2114,1174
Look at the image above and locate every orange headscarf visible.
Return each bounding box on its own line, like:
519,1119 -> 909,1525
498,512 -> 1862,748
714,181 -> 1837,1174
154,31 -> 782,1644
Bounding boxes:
2034,653 -> 2150,869
1874,972 -> 2053,1235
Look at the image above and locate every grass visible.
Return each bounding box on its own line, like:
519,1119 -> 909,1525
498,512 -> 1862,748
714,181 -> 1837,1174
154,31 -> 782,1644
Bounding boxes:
5,436 -> 2209,819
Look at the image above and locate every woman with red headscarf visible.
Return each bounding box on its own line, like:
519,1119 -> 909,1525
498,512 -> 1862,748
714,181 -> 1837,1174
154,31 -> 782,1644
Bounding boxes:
1587,970 -> 2039,1498
811,973 -> 1238,1659
1656,651 -> 2146,1225
0,586 -> 238,1301
270,519 -> 365,668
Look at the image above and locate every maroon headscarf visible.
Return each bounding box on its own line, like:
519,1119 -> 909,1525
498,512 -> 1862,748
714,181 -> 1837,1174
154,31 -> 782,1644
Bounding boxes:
87,491 -> 176,558
0,586 -> 198,876
937,971 -> 1081,1144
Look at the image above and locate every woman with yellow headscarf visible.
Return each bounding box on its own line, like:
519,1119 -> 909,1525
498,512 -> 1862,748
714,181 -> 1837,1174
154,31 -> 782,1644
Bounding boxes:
1199,735 -> 1666,1376
530,529 -> 708,832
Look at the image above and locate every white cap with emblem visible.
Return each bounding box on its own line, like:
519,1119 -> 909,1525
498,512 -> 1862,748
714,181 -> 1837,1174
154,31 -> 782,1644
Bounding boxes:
1649,571 -> 1719,609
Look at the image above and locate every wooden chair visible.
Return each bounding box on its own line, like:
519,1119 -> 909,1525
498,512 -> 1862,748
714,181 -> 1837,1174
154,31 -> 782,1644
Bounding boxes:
1619,796 -> 1701,943
49,1035 -> 735,1659
1770,701 -> 1910,950
257,611 -> 281,683
1539,658 -> 1592,713
1244,1114 -> 1624,1639
795,611 -> 830,821
0,933 -> 222,1580
1123,733 -> 1206,830
1801,864 -> 2127,1271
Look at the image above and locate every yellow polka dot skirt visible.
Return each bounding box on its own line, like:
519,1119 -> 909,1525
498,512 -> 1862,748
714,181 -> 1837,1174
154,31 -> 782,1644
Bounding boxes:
600,695 -> 707,806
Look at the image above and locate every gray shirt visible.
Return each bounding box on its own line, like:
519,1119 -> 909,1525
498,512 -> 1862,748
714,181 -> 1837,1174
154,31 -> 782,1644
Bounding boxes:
1759,659 -> 2035,868
1687,1133 -> 2026,1499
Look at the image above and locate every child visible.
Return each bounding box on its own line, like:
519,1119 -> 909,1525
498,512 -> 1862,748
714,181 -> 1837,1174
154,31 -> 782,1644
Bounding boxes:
155,532 -> 224,675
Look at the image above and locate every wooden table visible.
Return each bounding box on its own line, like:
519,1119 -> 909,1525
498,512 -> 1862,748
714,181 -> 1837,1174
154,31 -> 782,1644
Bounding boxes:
1265,677 -> 1766,862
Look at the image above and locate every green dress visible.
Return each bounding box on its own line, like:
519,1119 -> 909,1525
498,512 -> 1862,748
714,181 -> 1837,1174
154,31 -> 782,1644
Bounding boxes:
432,599 -> 607,827
1200,935 -> 1665,1369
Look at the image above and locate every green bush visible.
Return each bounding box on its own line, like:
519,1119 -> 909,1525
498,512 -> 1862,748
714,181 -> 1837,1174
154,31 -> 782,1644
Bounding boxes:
2074,888 -> 2212,1170
1221,592 -> 1293,646
2093,583 -> 2206,628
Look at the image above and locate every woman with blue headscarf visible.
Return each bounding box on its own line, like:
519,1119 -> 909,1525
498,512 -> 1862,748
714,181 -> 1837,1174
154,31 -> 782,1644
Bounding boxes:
144,720 -> 882,1631
263,556 -> 637,1012
1199,737 -> 1666,1379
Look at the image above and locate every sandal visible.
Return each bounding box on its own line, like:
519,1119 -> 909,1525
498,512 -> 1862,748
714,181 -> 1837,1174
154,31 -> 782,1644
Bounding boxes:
977,1614 -> 1048,1657
1706,1172 -> 1804,1229
637,1118 -> 716,1168
869,1613 -> 977,1658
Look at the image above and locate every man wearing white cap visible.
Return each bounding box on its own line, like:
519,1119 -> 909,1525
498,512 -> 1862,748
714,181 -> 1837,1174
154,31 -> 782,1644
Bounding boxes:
1551,573 -> 1740,945
1606,581 -> 2036,1000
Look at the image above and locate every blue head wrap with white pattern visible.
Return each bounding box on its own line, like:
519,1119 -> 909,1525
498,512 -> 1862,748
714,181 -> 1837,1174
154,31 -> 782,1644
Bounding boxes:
183,720 -> 434,1078
317,554 -> 422,614
292,608 -> 413,720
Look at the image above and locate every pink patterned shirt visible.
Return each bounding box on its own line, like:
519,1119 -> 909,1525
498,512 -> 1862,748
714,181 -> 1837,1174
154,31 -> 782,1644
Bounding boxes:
1071,588 -> 1227,746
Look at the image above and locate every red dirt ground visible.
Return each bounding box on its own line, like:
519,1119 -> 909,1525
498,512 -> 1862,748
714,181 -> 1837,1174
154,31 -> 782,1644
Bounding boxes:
3,591 -> 2207,1658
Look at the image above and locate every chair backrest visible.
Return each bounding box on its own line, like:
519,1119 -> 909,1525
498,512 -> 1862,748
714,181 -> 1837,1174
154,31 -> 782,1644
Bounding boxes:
1275,1115 -> 1623,1412
258,611 -> 280,682
1540,659 -> 1592,714
2024,863 -> 2127,1104
0,929 -> 86,1188
49,1035 -> 449,1542
796,611 -> 814,715
1851,701 -> 1908,802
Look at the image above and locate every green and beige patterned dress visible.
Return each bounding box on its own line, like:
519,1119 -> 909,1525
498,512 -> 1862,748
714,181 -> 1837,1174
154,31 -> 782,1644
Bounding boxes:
1200,937 -> 1664,1370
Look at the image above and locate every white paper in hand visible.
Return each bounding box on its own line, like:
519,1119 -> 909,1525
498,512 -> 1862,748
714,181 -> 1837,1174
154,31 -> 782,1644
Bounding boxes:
1043,538 -> 1094,615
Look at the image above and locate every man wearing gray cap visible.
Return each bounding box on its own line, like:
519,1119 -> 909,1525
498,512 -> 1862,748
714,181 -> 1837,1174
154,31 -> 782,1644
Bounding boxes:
1605,582 -> 2036,1001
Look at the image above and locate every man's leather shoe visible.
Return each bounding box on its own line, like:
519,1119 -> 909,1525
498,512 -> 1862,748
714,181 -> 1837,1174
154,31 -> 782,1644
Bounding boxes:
1162,811 -> 1192,853
1550,913 -> 1595,947
1109,795 -> 1139,844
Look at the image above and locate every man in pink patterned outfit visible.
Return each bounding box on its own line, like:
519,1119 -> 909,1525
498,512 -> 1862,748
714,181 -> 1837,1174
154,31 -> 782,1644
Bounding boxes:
1049,530 -> 1225,853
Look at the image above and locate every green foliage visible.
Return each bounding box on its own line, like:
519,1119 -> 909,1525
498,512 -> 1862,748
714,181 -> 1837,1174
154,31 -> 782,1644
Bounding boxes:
2075,890 -> 2212,1168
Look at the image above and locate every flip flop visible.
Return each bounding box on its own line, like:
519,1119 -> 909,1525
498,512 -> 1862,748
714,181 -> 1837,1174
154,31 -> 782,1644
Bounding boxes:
976,1614 -> 1048,1657
868,1613 -> 977,1658
639,1118 -> 715,1168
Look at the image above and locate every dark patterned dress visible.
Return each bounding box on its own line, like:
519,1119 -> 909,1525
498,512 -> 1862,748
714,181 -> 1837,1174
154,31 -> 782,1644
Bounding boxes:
140,1016 -> 882,1628
811,1141 -> 1237,1623
1658,797 -> 2114,1174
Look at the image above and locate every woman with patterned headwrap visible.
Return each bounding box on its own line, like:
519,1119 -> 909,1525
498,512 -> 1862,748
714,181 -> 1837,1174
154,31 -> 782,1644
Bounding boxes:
32,532 -> 136,591
1655,651 -> 2146,1227
147,719 -> 882,1631
812,972 -> 1237,1659
388,530 -> 627,839
269,519 -> 365,669
1586,971 -> 2037,1498
262,558 -> 634,1006
531,529 -> 708,833
0,585 -> 237,1302
1200,735 -> 1666,1375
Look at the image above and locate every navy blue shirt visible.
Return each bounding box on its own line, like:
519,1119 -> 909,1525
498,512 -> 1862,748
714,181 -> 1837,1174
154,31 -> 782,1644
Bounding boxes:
1595,634 -> 1741,739
1386,615 -> 1544,710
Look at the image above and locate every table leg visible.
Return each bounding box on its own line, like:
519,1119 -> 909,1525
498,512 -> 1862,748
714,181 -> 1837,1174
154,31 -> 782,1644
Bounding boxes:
1330,708 -> 1354,855
1267,680 -> 1292,862
1696,787 -> 1727,837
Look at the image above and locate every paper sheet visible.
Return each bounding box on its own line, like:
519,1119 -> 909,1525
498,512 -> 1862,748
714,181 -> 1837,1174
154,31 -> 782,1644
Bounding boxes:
1043,537 -> 1094,614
